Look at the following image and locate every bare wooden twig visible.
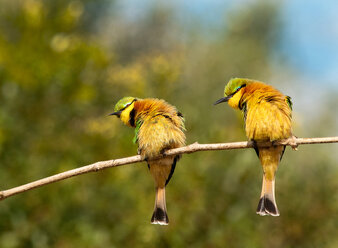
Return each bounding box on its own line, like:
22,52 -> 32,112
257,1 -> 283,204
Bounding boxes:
0,136 -> 337,201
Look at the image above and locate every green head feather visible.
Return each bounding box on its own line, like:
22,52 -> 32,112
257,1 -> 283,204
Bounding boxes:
114,96 -> 137,112
224,78 -> 253,96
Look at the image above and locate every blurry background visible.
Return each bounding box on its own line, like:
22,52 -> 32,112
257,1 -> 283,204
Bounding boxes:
0,0 -> 337,247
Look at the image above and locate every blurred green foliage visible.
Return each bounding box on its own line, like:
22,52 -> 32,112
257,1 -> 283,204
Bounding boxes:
0,0 -> 337,247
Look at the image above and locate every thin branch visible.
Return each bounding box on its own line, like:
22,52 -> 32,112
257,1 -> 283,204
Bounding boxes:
0,136 -> 337,201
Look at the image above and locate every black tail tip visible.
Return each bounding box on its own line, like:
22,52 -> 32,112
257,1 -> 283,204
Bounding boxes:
256,197 -> 280,216
151,208 -> 169,225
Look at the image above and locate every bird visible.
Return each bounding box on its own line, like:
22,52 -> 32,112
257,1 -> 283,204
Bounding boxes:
110,96 -> 186,225
214,78 -> 292,216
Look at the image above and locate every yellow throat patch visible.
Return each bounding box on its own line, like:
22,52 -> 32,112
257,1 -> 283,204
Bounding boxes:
120,102 -> 135,126
227,89 -> 244,109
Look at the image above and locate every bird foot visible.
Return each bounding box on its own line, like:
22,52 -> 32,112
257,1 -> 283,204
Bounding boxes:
289,135 -> 298,151
160,148 -> 168,156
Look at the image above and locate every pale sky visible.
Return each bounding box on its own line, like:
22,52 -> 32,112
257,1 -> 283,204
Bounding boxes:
117,0 -> 338,87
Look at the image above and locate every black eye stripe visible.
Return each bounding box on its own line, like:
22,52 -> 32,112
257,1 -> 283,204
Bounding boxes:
235,84 -> 246,94
120,103 -> 131,111
226,84 -> 247,99
120,99 -> 137,112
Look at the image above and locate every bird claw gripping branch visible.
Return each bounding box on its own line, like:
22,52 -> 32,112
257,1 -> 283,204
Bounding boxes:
289,135 -> 299,151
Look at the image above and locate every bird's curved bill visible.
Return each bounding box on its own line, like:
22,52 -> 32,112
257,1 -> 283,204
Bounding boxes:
109,111 -> 122,117
213,96 -> 231,105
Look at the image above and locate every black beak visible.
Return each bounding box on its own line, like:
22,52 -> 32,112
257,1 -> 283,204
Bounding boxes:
213,96 -> 231,105
109,111 -> 122,117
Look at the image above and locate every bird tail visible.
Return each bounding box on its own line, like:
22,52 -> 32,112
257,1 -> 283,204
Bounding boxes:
256,175 -> 280,216
151,187 -> 169,225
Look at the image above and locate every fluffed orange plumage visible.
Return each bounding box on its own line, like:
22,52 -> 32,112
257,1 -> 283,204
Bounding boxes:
133,99 -> 185,159
240,82 -> 292,141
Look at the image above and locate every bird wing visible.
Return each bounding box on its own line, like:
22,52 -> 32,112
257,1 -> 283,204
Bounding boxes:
285,96 -> 293,111
245,100 -> 292,141
133,119 -> 143,144
137,114 -> 185,159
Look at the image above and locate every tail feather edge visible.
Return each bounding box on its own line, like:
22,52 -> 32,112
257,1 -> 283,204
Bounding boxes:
256,176 -> 280,216
151,187 -> 169,225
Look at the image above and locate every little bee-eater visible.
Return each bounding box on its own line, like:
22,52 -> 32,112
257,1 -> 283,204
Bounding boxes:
214,78 -> 292,216
110,97 -> 186,225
